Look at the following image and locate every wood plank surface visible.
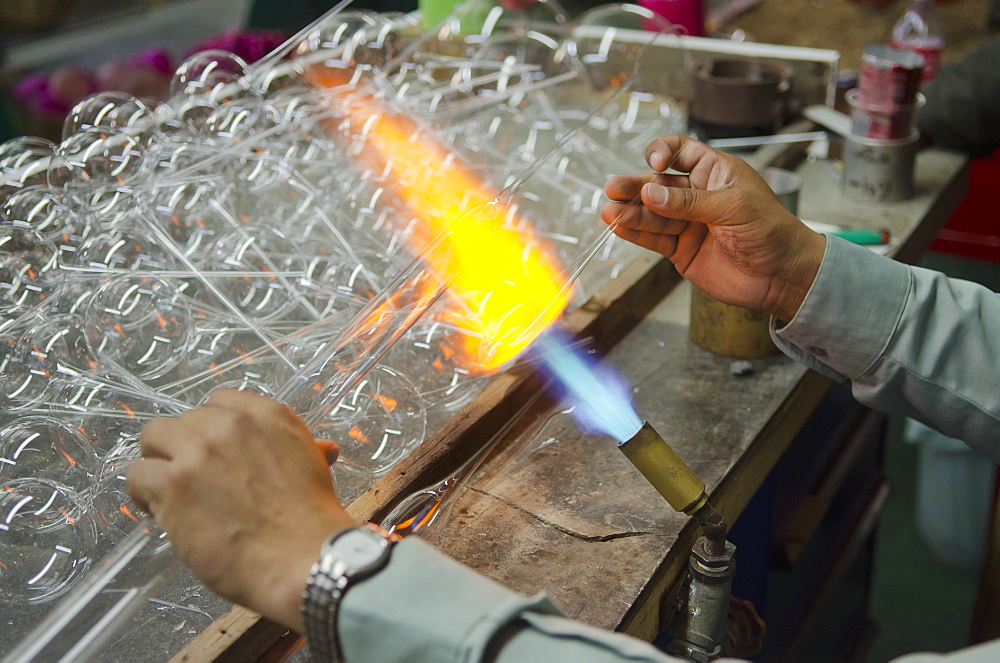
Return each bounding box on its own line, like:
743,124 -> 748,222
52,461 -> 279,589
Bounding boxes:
429,288 -> 832,641
172,608 -> 286,663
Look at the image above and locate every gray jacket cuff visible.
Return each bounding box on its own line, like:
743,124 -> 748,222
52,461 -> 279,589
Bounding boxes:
770,235 -> 911,381
339,536 -> 560,663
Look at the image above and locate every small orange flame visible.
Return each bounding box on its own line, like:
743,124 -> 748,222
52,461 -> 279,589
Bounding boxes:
57,448 -> 77,467
308,68 -> 571,373
348,425 -> 373,445
439,342 -> 456,361
392,499 -> 441,534
57,508 -> 77,526
372,393 -> 397,413
119,502 -> 139,523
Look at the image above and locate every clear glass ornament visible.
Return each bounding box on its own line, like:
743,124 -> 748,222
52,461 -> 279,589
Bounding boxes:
62,92 -> 156,142
0,417 -> 98,491
313,364 -> 426,476
83,275 -> 192,381
0,478 -> 97,605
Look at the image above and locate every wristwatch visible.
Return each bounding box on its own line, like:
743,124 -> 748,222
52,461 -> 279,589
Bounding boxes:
301,523 -> 399,662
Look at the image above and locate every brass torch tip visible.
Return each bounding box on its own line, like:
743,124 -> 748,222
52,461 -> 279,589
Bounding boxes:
619,421 -> 708,515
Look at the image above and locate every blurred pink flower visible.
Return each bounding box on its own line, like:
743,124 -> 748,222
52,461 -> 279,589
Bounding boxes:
185,29 -> 288,64
10,30 -> 288,120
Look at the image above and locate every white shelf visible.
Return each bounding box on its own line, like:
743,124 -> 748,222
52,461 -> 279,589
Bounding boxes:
3,0 -> 254,72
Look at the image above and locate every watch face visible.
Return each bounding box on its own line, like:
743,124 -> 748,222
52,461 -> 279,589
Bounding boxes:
329,528 -> 388,575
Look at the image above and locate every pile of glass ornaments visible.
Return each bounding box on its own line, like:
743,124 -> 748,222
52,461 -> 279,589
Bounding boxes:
0,0 -> 687,651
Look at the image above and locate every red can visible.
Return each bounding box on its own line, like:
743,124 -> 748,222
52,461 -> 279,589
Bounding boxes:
858,44 -> 924,108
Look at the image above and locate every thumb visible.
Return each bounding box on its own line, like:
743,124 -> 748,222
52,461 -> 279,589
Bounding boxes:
641,182 -> 737,227
315,439 -> 340,466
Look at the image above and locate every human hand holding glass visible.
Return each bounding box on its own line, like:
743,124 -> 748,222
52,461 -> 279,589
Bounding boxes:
125,389 -> 356,633
601,134 -> 826,323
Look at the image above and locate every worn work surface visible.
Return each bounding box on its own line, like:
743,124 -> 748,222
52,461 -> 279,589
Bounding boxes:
800,148 -> 970,265
430,286 -> 813,630
428,148 -> 969,636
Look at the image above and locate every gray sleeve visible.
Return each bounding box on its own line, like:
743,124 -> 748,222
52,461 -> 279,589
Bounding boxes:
338,536 -> 695,663
917,37 -> 1000,157
771,235 -> 1000,461
337,536 -> 1000,663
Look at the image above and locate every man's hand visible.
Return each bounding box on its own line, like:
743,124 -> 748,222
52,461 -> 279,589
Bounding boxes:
602,135 -> 826,322
126,389 -> 357,633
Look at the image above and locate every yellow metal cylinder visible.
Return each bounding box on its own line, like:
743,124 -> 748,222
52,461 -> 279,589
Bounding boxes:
619,422 -> 707,515
689,285 -> 778,358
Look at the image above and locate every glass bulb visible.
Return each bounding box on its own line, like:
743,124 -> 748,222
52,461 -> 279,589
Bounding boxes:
0,479 -> 97,605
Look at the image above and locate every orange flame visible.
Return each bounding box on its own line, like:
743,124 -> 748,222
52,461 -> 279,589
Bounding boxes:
308,68 -> 571,372
348,425 -> 373,445
57,448 -> 77,467
119,502 -> 139,523
57,508 -> 77,526
373,393 -> 398,413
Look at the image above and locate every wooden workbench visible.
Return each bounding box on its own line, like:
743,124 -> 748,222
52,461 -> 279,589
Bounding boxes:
425,147 -> 970,643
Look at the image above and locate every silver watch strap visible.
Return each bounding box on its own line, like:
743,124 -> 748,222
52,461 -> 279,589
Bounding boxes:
301,525 -> 397,662
302,555 -> 350,662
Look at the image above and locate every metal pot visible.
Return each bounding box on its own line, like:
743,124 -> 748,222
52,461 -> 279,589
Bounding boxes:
690,58 -> 793,131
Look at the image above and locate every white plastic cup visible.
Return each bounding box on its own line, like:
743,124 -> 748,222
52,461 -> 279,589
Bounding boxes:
846,88 -> 925,141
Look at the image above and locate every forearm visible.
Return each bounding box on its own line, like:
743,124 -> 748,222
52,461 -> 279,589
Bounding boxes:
338,537 -> 693,663
327,534 -> 1000,662
771,237 -> 1000,459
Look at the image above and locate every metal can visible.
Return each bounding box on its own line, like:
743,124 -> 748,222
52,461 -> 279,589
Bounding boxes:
858,44 -> 924,107
843,132 -> 920,203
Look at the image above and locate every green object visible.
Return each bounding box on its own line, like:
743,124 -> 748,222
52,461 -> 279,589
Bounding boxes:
828,228 -> 890,245
419,0 -> 461,28
418,0 -> 495,32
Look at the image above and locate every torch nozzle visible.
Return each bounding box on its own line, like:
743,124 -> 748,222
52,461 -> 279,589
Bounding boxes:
619,422 -> 728,547
619,422 -> 707,514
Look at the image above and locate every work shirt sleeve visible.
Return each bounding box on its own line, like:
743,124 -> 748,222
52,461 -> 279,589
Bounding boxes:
338,536 -> 698,663
337,536 -> 1000,663
771,235 -> 1000,460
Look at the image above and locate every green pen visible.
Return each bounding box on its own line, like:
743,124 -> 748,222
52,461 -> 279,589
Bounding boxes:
828,228 -> 891,245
